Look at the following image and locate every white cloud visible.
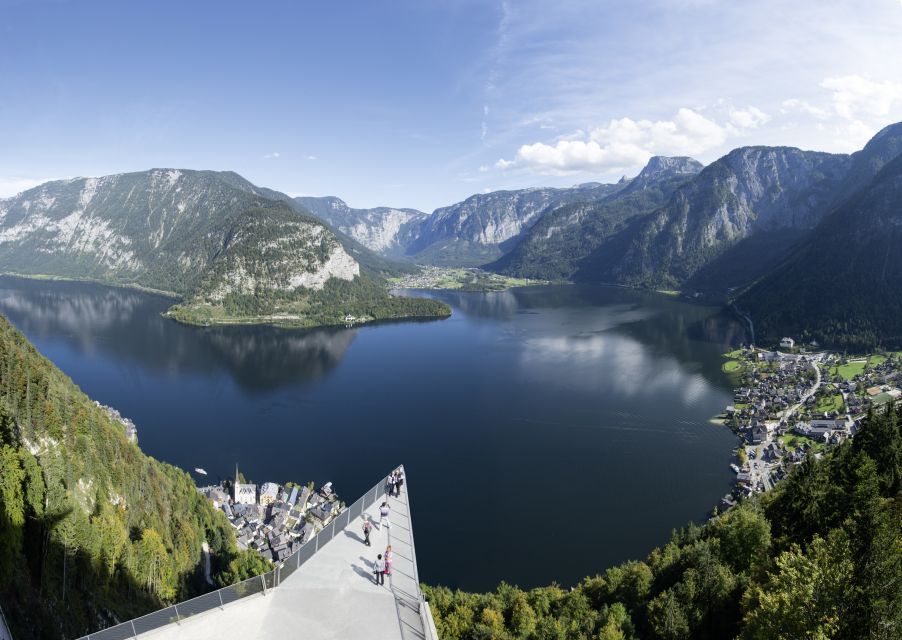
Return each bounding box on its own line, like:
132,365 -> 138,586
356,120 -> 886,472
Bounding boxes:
818,119 -> 878,153
0,176 -> 61,198
306,155 -> 318,161
263,152 -> 281,159
729,106 -> 770,130
779,75 -> 902,151
780,98 -> 831,119
820,75 -> 902,120
496,108 -> 729,175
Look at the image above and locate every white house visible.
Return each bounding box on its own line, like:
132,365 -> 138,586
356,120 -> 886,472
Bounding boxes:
780,337 -> 795,350
259,482 -> 280,506
232,464 -> 258,505
233,482 -> 257,505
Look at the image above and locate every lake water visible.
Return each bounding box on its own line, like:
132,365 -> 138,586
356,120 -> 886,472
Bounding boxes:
0,276 -> 744,592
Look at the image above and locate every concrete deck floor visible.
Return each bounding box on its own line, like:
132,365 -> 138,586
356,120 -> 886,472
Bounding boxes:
138,485 -> 426,640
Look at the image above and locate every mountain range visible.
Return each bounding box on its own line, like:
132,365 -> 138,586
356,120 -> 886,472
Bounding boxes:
2,122 -> 901,346
291,123 -> 902,349
0,170 -> 449,327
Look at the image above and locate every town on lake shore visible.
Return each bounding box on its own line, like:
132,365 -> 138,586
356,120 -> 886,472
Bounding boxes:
716,338 -> 901,511
199,467 -> 343,564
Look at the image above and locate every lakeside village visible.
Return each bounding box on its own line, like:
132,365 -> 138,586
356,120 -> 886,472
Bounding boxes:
198,467 -> 343,564
715,338 -> 901,512
389,265 -> 545,291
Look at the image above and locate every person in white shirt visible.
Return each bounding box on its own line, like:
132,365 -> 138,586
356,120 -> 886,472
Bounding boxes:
373,553 -> 386,585
379,502 -> 390,529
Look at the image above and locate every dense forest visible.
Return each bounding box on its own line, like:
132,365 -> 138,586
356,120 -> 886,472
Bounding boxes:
0,314 -> 268,639
738,153 -> 902,351
168,270 -> 451,327
424,406 -> 902,639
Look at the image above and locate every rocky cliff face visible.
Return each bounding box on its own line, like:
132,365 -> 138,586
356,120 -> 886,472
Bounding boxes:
633,156 -> 704,182
293,196 -> 428,257
587,147 -> 852,287
739,136 -> 902,349
0,170 -> 362,300
492,156 -> 703,280
405,182 -> 622,265
190,206 -> 359,303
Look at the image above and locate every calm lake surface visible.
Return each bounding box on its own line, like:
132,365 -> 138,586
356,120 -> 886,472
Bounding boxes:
0,276 -> 745,591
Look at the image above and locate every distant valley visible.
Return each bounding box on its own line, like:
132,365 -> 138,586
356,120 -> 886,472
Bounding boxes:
291,123 -> 902,350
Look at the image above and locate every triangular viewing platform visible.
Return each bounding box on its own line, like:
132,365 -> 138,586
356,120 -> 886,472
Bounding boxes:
80,466 -> 437,640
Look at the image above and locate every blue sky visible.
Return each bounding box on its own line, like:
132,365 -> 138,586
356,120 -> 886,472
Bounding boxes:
2,0 -> 902,211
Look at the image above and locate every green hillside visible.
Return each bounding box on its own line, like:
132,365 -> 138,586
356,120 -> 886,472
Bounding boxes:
739,134 -> 902,350
492,164 -> 699,281
0,314 -> 267,639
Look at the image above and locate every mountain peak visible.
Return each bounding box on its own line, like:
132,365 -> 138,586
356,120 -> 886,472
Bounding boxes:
638,156 -> 704,179
868,120 -> 902,144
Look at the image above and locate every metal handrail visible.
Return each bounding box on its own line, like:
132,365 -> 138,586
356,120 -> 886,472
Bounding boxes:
78,468 -> 402,640
0,603 -> 14,640
396,465 -> 437,640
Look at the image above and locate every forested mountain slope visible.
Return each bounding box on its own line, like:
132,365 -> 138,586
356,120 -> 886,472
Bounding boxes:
0,314 -> 267,639
0,170 -> 448,327
583,147 -> 851,289
739,150 -> 902,350
492,157 -> 702,280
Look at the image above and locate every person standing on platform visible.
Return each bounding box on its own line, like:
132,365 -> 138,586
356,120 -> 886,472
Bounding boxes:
373,554 -> 386,585
379,501 -> 390,529
362,517 -> 372,546
386,473 -> 396,498
385,544 -> 393,576
396,469 -> 404,497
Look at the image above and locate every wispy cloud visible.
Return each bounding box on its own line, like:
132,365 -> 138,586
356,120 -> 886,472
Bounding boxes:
474,0 -> 902,185
305,155 -> 318,161
262,152 -> 281,159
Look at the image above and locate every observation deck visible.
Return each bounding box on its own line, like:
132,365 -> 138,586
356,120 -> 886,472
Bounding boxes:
80,467 -> 436,640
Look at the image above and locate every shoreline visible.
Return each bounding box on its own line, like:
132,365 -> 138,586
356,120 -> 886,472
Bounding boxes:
0,271 -> 181,299
163,307 -> 452,330
0,271 -> 452,330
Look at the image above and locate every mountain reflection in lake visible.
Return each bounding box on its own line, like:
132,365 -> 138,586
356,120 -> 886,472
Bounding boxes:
0,276 -> 745,592
0,278 -> 357,391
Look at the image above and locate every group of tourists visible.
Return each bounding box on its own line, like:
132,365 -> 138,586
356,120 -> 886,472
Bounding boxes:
386,468 -> 404,497
372,545 -> 393,585
362,467 -> 404,586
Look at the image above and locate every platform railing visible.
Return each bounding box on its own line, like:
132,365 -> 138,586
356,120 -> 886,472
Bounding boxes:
79,468 -> 402,640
